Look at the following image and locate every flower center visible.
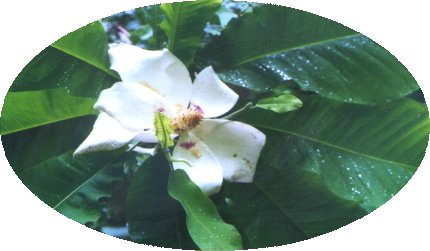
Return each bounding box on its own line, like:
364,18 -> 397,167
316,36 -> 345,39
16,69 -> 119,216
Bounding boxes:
171,108 -> 203,133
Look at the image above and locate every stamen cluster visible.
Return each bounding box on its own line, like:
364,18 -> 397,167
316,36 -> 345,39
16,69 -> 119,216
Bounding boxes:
171,109 -> 203,133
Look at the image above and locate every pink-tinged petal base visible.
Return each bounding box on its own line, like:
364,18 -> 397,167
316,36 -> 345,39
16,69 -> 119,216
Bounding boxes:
172,133 -> 223,195
190,66 -> 239,118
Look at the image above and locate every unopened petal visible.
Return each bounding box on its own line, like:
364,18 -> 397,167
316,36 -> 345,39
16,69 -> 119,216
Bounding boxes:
74,112 -> 139,155
132,146 -> 156,156
172,133 -> 223,195
133,130 -> 159,143
108,44 -> 192,109
190,119 -> 266,183
94,82 -> 168,132
190,66 -> 238,118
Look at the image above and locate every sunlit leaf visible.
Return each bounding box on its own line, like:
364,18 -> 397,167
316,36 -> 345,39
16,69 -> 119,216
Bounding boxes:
161,0 -> 221,65
154,112 -> 174,148
255,94 -> 302,113
10,22 -> 118,97
0,89 -> 96,135
52,22 -> 116,77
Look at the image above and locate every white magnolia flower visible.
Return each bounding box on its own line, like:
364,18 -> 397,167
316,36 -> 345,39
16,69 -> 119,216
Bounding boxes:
75,44 -> 266,195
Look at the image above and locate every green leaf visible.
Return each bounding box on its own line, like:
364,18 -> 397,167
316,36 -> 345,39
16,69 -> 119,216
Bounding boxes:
139,5 -> 168,50
0,89 -> 96,135
2,116 -> 95,174
255,94 -> 302,113
160,0 -> 221,65
221,35 -> 418,104
154,112 -> 174,148
19,150 -> 124,224
168,169 -> 243,250
222,132 -> 368,248
239,96 -> 429,210
11,22 -> 118,97
125,154 -> 197,249
52,22 -> 116,77
198,5 -> 418,104
198,5 -> 356,68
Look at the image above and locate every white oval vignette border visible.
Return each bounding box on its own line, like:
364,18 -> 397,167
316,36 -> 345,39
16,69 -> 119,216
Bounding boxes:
0,1 -> 428,251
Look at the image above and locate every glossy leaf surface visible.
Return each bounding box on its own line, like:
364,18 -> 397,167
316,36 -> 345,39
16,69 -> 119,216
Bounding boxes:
220,35 -> 418,104
199,5 -> 356,68
19,150 -> 123,224
10,22 -> 117,97
239,96 -> 429,210
168,169 -> 243,250
222,132 -> 367,247
198,5 -> 418,104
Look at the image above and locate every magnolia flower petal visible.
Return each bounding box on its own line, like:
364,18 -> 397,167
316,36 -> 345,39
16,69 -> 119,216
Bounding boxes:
74,112 -> 139,155
109,44 -> 192,109
190,119 -> 266,183
172,133 -> 223,195
190,66 -> 239,118
94,82 -> 168,132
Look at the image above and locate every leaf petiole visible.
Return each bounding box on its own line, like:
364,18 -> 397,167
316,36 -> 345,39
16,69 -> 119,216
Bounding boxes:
222,102 -> 254,120
162,148 -> 192,168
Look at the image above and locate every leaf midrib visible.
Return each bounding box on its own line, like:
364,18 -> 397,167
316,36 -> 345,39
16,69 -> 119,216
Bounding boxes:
182,201 -> 236,250
166,3 -> 184,53
230,33 -> 361,68
50,44 -> 118,79
0,111 -> 96,136
53,153 -> 122,209
253,182 -> 310,238
250,123 -> 416,171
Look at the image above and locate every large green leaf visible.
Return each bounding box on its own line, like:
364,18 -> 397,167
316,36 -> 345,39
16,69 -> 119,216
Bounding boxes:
2,116 -> 95,174
0,89 -> 96,135
160,0 -> 221,65
198,5 -> 418,104
10,22 -> 118,97
219,35 -> 418,104
125,154 -> 197,249
198,5 -> 356,68
168,169 -> 243,250
238,96 -> 429,210
19,150 -> 124,224
222,133 -> 367,248
52,22 -> 116,77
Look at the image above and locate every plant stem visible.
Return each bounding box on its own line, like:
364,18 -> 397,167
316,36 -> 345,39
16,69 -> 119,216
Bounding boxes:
162,148 -> 192,169
222,102 -> 254,120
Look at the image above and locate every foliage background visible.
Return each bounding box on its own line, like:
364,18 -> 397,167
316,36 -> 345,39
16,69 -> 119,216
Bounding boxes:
0,0 -> 428,251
